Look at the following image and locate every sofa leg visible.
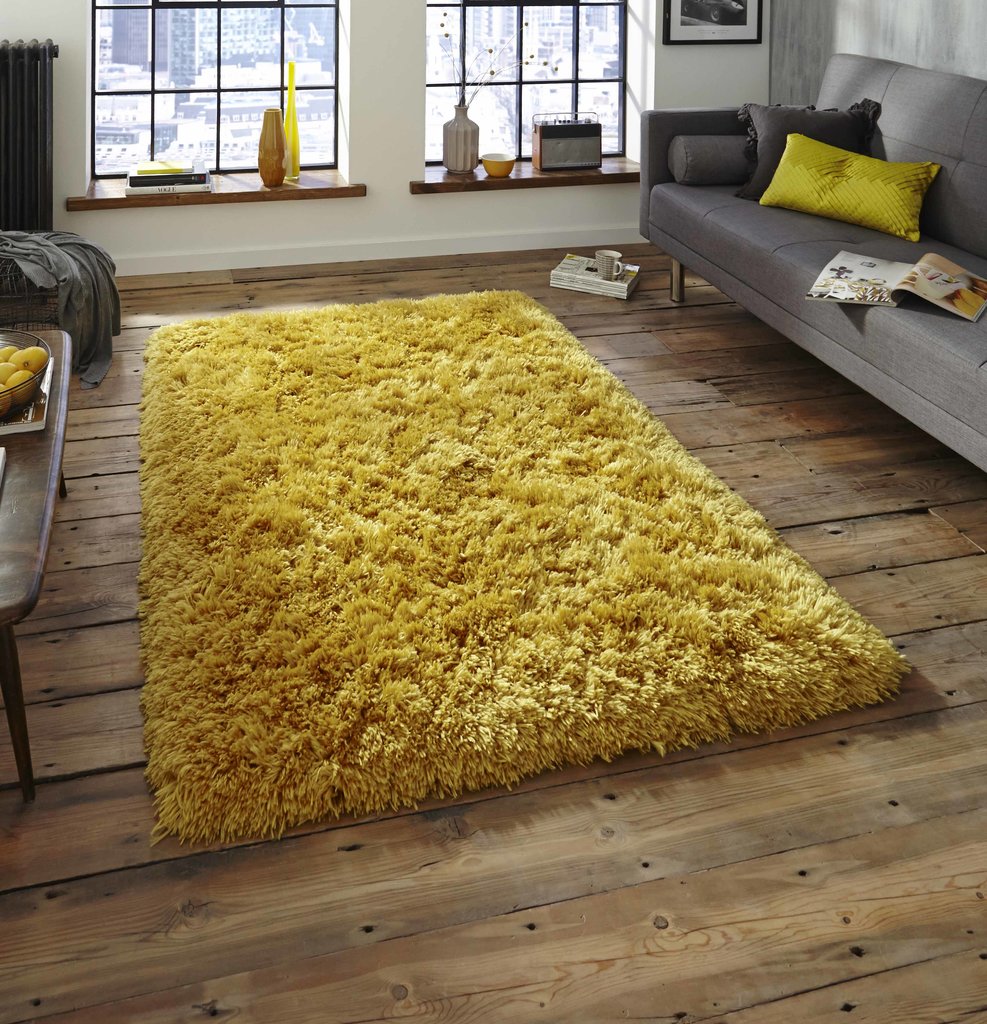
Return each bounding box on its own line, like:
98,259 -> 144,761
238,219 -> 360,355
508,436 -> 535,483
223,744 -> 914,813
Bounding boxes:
670,258 -> 685,303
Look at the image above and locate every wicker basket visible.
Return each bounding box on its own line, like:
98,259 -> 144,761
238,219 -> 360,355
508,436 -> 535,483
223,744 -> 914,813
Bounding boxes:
0,257 -> 60,331
0,329 -> 52,416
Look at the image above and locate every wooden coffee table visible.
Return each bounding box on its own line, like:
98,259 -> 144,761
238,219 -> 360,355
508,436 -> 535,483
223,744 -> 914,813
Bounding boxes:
0,330 -> 71,801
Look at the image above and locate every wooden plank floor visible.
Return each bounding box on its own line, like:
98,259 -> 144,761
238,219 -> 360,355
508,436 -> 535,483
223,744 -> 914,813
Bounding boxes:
1,244 -> 985,1023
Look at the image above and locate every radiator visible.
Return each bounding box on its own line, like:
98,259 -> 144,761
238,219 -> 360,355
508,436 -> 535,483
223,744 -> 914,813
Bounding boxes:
0,38 -> 59,231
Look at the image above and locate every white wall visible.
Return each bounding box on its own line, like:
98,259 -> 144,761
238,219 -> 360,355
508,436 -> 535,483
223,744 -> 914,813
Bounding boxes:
8,0 -> 770,276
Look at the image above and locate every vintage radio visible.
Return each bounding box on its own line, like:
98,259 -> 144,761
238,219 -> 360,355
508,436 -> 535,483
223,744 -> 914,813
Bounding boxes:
532,113 -> 602,171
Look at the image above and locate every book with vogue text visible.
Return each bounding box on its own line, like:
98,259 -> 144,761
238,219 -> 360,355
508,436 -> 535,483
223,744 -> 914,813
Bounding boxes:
807,250 -> 987,321
550,253 -> 641,299
0,358 -> 53,435
125,173 -> 213,196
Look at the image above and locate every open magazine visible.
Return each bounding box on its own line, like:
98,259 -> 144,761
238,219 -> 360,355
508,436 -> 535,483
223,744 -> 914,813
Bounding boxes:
807,250 -> 987,322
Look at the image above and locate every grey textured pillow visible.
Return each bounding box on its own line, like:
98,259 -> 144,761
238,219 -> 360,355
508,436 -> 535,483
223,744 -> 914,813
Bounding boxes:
737,99 -> 882,200
668,135 -> 750,186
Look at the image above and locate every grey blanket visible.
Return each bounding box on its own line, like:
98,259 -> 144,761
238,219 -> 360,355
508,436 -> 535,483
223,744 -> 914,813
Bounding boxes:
0,230 -> 120,388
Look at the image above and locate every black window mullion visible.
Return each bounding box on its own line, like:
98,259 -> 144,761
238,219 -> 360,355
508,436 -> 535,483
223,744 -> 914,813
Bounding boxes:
150,1 -> 157,160
427,0 -> 626,165
572,2 -> 580,123
516,11 -> 524,158
93,0 -> 338,178
215,3 -> 222,172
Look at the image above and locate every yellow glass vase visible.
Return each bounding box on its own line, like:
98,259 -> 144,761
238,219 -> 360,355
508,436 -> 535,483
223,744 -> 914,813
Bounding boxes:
257,108 -> 287,187
284,61 -> 300,181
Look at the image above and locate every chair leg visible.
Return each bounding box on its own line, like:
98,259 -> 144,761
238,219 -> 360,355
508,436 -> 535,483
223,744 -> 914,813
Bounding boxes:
0,624 -> 35,802
670,258 -> 685,303
59,472 -> 67,499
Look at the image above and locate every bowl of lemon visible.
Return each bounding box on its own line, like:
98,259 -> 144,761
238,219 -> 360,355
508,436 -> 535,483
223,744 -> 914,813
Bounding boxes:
0,331 -> 52,419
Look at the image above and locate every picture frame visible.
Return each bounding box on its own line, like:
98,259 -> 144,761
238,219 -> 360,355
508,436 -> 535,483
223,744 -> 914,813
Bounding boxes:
662,0 -> 763,45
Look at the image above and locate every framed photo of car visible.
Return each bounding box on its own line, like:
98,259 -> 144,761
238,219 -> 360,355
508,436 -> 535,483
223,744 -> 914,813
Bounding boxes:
663,0 -> 762,44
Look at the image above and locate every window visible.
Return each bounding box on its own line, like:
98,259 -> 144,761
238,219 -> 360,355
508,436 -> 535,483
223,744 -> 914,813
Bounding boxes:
425,2 -> 626,163
91,0 -> 338,177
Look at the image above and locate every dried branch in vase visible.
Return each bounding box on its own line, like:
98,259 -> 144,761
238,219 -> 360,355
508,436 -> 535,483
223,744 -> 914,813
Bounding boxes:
435,12 -> 559,108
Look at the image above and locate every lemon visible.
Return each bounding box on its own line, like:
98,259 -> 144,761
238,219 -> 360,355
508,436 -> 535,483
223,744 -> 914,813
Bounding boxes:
0,362 -> 19,384
6,369 -> 35,391
0,346 -> 17,364
12,346 -> 48,374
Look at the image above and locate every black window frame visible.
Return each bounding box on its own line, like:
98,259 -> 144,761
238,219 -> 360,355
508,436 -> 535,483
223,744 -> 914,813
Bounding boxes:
91,0 -> 339,178
426,0 -> 628,164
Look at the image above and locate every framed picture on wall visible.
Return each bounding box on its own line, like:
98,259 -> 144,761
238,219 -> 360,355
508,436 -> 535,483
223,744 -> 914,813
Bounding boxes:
663,0 -> 763,44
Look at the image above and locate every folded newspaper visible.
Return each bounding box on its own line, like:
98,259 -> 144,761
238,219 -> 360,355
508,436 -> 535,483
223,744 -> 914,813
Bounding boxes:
550,253 -> 641,299
807,250 -> 987,321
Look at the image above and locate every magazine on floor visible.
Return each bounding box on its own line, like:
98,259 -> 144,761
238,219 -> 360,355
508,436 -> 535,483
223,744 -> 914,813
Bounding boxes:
550,253 -> 641,299
807,250 -> 987,321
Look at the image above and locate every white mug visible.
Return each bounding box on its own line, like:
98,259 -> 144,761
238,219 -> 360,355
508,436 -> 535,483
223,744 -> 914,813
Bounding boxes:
595,249 -> 624,281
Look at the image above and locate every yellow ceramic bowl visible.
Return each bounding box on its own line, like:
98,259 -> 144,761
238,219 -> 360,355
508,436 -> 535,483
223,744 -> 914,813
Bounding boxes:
481,152 -> 516,178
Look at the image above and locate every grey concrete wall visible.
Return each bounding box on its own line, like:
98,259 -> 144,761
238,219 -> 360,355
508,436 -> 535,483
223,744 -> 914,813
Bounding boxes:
771,0 -> 987,104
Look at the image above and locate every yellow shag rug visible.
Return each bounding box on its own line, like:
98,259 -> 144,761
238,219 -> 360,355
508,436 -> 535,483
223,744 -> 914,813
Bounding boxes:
139,290 -> 906,843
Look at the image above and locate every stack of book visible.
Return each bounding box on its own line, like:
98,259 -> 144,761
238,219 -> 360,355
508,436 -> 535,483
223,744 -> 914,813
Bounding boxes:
549,253 -> 641,299
125,160 -> 212,196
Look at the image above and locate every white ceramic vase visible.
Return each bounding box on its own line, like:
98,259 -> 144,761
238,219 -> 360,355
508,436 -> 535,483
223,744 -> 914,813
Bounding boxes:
443,105 -> 479,174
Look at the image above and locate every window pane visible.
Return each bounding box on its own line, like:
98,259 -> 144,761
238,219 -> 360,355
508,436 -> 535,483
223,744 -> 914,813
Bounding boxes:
286,8 -> 336,85
221,9 -> 281,88
164,91 -> 217,168
521,81 -> 573,155
297,88 -> 336,165
93,94 -> 151,174
522,5 -> 573,82
579,4 -> 622,79
470,83 -> 518,155
425,85 -> 462,162
219,90 -> 279,169
579,80 -> 620,152
97,8 -> 151,91
427,6 -> 462,86
465,5 -> 519,103
155,9 -> 218,90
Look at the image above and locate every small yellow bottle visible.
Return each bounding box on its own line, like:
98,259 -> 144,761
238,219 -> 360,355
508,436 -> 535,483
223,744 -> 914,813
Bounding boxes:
284,61 -> 300,180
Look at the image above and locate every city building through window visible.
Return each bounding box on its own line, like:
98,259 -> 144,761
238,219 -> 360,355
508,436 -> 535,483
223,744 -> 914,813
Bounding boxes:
92,1 -> 338,177
425,1 -> 626,162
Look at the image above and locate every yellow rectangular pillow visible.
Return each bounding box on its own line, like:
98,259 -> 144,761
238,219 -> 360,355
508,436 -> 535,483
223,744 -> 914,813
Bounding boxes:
759,133 -> 941,241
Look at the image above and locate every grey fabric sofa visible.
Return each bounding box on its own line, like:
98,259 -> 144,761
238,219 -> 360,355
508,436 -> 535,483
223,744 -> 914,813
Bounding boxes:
640,53 -> 987,473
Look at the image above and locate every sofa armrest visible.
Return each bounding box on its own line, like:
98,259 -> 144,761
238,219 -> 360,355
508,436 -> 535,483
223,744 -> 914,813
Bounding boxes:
639,108 -> 746,237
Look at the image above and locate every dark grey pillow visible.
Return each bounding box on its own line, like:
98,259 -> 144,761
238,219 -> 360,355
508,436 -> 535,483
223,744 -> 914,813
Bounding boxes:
736,99 -> 882,200
668,135 -> 750,186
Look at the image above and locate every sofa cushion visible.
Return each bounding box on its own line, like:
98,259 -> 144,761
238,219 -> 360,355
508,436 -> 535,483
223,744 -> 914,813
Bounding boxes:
759,133 -> 941,242
648,182 -> 987,435
649,184 -> 885,294
769,239 -> 987,435
816,55 -> 987,259
668,135 -> 750,185
736,99 -> 881,200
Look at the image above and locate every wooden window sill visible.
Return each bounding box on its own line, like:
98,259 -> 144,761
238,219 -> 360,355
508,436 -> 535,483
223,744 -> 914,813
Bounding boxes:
65,170 -> 367,212
410,156 -> 639,194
